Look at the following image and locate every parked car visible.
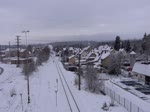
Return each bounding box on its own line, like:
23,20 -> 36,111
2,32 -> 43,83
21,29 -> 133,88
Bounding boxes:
67,66 -> 78,72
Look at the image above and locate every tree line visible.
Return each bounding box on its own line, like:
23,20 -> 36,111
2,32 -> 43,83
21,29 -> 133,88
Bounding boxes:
22,45 -> 51,77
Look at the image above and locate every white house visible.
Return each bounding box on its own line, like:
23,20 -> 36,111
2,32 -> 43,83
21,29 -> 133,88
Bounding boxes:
132,62 -> 150,84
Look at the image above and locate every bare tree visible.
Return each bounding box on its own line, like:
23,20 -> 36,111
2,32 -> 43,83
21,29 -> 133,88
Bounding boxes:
36,46 -> 50,66
108,52 -> 121,75
85,64 -> 99,92
22,60 -> 37,77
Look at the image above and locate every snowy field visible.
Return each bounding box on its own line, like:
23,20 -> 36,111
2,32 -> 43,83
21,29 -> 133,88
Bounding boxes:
0,57 -> 128,112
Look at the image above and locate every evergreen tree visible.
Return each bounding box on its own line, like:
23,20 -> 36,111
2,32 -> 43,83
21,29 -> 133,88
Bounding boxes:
114,36 -> 121,51
27,45 -> 33,53
126,40 -> 131,52
141,33 -> 148,53
132,44 -> 137,52
36,46 -> 50,65
144,33 -> 147,40
121,41 -> 124,48
22,60 -> 37,76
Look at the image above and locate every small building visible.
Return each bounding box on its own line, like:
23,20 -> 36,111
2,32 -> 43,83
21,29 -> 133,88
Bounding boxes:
130,51 -> 136,67
68,55 -> 75,65
101,52 -> 111,69
20,49 -> 31,58
86,52 -> 98,61
80,50 -> 87,59
132,62 -> 150,84
10,57 -> 33,65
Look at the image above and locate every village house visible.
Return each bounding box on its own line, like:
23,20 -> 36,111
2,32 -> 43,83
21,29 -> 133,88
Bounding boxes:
68,47 -> 74,55
132,62 -> 150,84
4,48 -> 17,57
80,46 -> 92,59
68,55 -> 75,65
32,47 -> 42,56
1,48 -> 33,64
19,49 -> 31,58
99,45 -> 112,54
99,45 -> 114,69
10,57 -> 33,65
86,52 -> 98,61
101,52 -> 112,69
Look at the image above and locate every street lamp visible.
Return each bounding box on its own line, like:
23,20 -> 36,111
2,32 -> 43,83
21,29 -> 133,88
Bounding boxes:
22,30 -> 30,46
22,30 -> 30,104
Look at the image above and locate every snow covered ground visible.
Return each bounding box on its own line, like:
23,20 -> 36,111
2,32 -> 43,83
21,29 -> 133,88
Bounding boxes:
105,79 -> 150,112
0,57 -> 128,112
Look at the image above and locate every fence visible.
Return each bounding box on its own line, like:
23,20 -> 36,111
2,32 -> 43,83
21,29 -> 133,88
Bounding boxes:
104,87 -> 146,112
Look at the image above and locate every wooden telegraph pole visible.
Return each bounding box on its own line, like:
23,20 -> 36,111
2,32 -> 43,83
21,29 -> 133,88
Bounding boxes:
78,53 -> 81,90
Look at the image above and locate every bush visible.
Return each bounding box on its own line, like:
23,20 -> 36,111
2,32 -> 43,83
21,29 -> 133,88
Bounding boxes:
74,76 -> 79,86
22,60 -> 37,76
85,65 -> 99,92
36,46 -> 50,66
101,102 -> 109,111
10,88 -> 16,97
110,98 -> 115,107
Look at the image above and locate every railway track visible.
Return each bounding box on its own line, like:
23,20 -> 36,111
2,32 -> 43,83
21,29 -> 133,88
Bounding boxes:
54,57 -> 81,112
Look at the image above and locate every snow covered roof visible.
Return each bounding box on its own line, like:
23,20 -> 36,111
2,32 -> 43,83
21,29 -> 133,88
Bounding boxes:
130,51 -> 136,55
119,48 -> 125,52
132,62 -> 150,77
68,55 -> 75,59
69,47 -> 74,51
3,48 -> 17,52
98,45 -> 112,53
93,54 -> 101,62
20,49 -> 26,52
48,45 -> 53,50
101,52 -> 110,60
63,48 -> 66,51
83,46 -> 90,51
85,52 -> 96,59
10,57 -> 32,61
79,49 -> 85,55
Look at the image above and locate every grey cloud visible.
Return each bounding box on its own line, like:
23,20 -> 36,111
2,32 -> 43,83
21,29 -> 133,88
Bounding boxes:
0,0 -> 150,44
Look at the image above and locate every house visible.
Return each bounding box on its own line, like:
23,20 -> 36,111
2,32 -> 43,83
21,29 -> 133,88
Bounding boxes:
86,52 -> 98,61
68,55 -> 75,65
32,47 -> 42,56
10,57 -> 33,65
62,48 -> 69,62
80,50 -> 87,59
1,48 -> 33,64
101,52 -> 112,69
4,48 -> 17,57
99,45 -> 112,54
80,46 -> 92,59
130,51 -> 136,67
20,49 -> 31,58
132,62 -> 150,84
68,47 -> 74,55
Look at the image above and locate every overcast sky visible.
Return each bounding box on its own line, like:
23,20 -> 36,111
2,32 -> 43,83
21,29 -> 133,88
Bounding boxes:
0,0 -> 150,44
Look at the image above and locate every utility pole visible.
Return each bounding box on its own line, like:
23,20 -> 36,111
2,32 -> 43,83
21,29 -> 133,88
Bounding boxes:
78,53 -> 81,90
0,45 -> 1,61
22,30 -> 30,104
16,36 -> 21,67
8,42 -> 11,61
55,79 -> 58,107
20,93 -> 24,111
